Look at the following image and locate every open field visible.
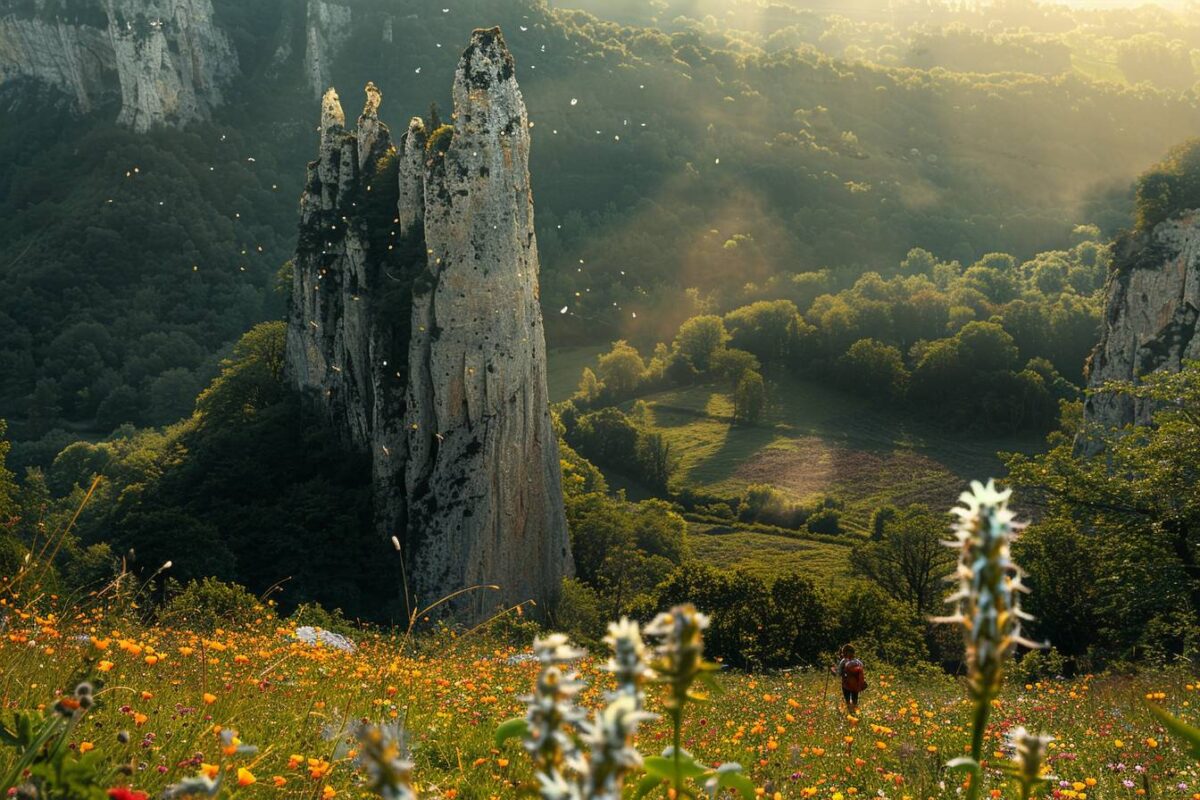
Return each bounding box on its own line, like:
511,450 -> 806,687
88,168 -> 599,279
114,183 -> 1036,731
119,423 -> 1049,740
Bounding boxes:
4,605 -> 1198,799
547,345 -> 607,403
638,375 -> 1043,530
687,521 -> 851,584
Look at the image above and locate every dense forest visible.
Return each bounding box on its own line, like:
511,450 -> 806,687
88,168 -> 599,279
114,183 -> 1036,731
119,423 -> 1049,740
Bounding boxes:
2,0 -> 1200,453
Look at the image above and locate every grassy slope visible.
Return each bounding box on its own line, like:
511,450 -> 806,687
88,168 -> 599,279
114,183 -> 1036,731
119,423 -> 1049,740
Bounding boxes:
686,521 -> 850,585
642,374 -> 1042,531
550,345 -> 1041,579
547,345 -> 607,403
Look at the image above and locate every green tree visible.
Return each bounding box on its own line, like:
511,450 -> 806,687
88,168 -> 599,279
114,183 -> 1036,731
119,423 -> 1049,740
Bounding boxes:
195,321 -> 287,425
837,338 -> 909,401
1134,139 -> 1200,232
899,247 -> 939,276
635,430 -> 675,493
595,340 -> 645,397
826,579 -> 928,666
566,492 -> 682,617
848,504 -> 955,615
955,320 -> 1019,373
961,253 -> 1020,304
148,368 -> 203,426
1007,363 -> 1200,661
574,367 -> 603,404
724,300 -> 809,364
674,315 -> 730,372
711,348 -> 760,386
733,369 -> 766,424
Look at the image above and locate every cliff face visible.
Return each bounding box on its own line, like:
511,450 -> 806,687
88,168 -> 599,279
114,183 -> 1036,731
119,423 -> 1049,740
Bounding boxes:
286,29 -> 571,621
1082,211 -> 1200,444
0,0 -> 236,131
303,0 -> 350,99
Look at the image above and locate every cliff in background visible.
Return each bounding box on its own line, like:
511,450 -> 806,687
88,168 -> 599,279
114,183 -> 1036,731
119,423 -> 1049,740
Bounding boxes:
0,0 -> 237,131
1081,210 -> 1200,447
285,28 -> 571,621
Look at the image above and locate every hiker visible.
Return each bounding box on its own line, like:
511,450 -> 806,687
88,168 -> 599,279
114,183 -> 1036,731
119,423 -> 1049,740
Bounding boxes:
831,644 -> 866,712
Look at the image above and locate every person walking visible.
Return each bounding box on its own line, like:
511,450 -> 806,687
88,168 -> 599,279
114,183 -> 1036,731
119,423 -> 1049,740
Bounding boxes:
831,644 -> 866,713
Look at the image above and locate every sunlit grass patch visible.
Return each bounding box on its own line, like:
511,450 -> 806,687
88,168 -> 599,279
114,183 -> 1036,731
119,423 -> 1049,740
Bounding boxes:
636,375 -> 1042,528
686,523 -> 849,584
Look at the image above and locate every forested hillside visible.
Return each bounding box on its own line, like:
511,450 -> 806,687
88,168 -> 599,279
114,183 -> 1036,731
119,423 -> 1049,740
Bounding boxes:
1,0 -> 1198,453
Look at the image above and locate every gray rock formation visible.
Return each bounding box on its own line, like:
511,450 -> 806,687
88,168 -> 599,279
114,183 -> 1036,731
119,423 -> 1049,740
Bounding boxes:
1081,210 -> 1200,447
0,0 -> 237,131
304,0 -> 351,99
286,28 -> 572,621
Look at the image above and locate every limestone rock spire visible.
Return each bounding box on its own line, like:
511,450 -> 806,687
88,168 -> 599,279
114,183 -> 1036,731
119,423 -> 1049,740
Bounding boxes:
356,82 -> 390,171
286,28 -> 571,622
397,118 -> 427,238
320,87 -> 345,133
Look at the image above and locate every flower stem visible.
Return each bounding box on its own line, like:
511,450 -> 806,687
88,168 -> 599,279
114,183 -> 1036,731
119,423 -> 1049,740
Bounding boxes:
671,705 -> 683,796
966,694 -> 992,800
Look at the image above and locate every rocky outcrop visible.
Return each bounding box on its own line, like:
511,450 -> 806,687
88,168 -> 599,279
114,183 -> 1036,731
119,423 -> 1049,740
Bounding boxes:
304,0 -> 350,99
1081,211 -> 1200,447
286,28 -> 572,621
0,0 -> 237,131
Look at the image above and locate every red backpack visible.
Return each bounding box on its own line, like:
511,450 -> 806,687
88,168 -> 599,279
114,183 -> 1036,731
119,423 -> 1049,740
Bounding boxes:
843,659 -> 867,692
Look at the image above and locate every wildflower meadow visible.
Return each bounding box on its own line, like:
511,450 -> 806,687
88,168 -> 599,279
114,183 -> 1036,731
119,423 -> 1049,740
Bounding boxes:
3,482 -> 1200,800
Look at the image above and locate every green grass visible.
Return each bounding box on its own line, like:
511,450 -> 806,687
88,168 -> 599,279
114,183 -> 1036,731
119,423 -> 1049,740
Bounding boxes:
4,601 -> 1199,800
686,521 -> 850,584
641,374 -> 1043,530
546,345 -> 606,403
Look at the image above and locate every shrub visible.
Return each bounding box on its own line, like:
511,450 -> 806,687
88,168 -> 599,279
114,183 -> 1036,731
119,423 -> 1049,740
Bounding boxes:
737,484 -> 808,529
806,506 -> 841,535
159,577 -> 270,632
870,504 -> 898,540
426,123 -> 455,155
1015,646 -> 1068,683
288,602 -> 357,636
550,577 -> 605,647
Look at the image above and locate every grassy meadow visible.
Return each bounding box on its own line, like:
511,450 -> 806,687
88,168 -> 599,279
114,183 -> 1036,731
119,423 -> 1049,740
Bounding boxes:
686,522 -> 850,584
611,370 -> 1041,532
548,346 -> 608,404
3,604 -> 1199,799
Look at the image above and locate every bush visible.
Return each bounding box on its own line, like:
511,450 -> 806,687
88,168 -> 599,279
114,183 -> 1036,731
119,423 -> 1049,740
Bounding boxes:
288,602 -> 358,636
426,123 -> 455,156
648,563 -> 836,669
566,407 -> 675,492
159,577 -> 270,631
737,484 -> 807,529
1015,646 -> 1068,682
870,505 -> 898,540
826,579 -> 928,667
551,577 -> 606,647
806,507 -> 842,535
